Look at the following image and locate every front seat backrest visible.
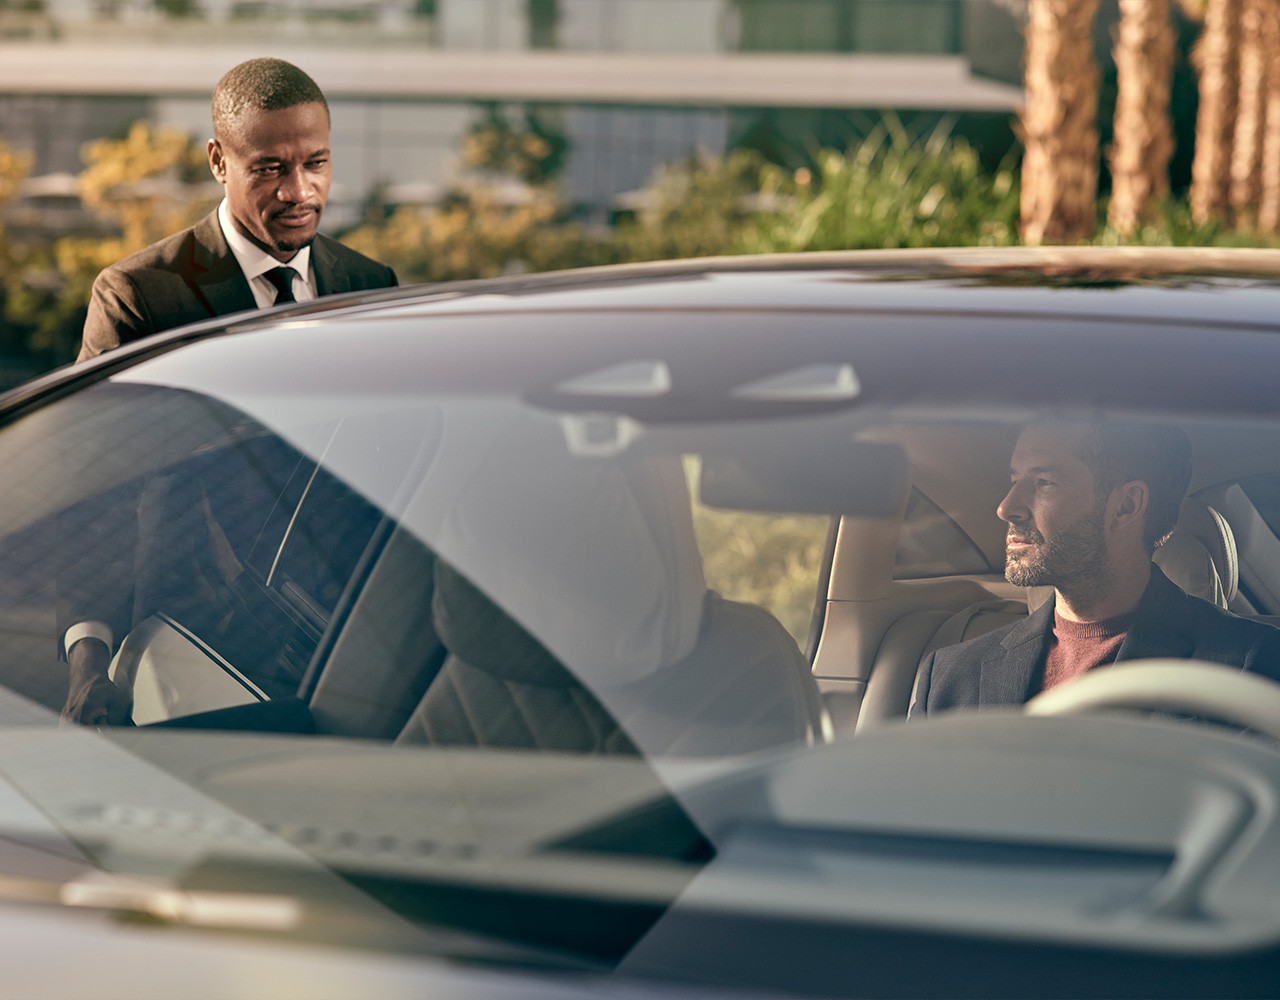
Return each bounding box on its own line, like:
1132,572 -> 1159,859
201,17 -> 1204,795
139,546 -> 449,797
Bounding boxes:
397,561 -> 638,753
396,405 -> 825,756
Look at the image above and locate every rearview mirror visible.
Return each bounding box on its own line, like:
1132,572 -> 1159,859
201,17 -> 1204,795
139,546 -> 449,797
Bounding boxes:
698,441 -> 907,517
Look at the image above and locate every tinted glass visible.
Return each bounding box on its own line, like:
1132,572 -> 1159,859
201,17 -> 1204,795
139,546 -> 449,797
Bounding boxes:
0,296 -> 1278,996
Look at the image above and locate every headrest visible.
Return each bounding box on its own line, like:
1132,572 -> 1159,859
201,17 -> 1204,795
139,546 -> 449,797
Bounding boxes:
1028,498 -> 1239,613
432,560 -> 575,686
1153,498 -> 1238,609
403,402 -> 707,685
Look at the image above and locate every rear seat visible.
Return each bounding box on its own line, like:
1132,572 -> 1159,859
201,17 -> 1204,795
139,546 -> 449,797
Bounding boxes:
833,497 -> 1246,732
809,504 -> 1023,731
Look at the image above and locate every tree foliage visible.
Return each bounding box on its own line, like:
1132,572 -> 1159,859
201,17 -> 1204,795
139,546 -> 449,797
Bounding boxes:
741,119 -> 1019,253
342,184 -> 599,284
460,105 -> 567,183
77,121 -> 211,250
3,123 -> 213,364
610,149 -> 768,261
0,136 -> 35,359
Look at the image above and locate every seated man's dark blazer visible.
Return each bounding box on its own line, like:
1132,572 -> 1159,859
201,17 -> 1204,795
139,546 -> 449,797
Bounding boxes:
910,565 -> 1280,718
79,209 -> 398,362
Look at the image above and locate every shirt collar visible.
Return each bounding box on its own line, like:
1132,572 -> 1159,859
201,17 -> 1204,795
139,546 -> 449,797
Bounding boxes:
217,199 -> 311,282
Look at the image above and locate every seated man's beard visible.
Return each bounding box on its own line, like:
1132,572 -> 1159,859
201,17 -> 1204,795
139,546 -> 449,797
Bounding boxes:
1005,504 -> 1109,590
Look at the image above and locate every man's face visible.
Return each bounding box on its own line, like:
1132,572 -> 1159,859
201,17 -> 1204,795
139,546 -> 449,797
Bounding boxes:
208,101 -> 331,262
997,425 -> 1110,590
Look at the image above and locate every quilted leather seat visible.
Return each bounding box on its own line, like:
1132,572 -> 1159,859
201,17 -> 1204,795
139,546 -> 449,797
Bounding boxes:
396,560 -> 639,753
396,554 -> 827,756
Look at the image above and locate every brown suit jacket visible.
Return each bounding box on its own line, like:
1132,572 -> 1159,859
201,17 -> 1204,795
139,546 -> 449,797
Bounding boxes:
79,210 -> 397,361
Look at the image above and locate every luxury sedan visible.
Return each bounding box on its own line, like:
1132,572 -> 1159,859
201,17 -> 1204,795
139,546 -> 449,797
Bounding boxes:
0,246 -> 1277,998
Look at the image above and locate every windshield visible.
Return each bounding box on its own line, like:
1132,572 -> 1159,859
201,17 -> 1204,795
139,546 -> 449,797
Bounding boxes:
0,310 -> 1279,994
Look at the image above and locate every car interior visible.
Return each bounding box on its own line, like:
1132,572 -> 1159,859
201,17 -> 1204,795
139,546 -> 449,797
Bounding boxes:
3,375 -> 1280,755
812,418 -> 1280,735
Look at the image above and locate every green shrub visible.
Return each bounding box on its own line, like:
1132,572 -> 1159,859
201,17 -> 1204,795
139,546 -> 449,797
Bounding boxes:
741,116 -> 1020,254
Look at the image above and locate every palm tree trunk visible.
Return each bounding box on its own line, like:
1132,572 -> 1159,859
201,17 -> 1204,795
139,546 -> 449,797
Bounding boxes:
1108,0 -> 1175,236
1231,0 -> 1268,229
1189,0 -> 1240,225
1257,1 -> 1280,232
1020,0 -> 1100,244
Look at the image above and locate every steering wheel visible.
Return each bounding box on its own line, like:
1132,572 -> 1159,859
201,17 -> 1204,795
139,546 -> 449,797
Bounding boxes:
1024,659 -> 1280,741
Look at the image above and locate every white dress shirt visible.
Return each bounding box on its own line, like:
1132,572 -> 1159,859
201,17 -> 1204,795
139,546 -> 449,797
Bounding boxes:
217,199 -> 317,308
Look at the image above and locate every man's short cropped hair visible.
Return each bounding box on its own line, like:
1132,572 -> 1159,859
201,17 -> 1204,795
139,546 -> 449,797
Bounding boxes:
1041,418 -> 1193,554
212,58 -> 328,142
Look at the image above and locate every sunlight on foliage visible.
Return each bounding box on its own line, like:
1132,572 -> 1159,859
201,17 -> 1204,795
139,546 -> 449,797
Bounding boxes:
611,148 -> 768,262
460,106 -> 567,183
13,124 -> 216,361
342,185 -> 598,284
78,122 -> 213,252
740,117 -> 1020,253
13,107 -> 1280,372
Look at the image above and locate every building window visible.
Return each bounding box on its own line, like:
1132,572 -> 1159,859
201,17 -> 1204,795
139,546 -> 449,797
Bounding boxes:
529,0 -> 557,48
735,0 -> 960,55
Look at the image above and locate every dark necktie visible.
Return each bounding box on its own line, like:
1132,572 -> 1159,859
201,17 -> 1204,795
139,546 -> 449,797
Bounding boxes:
263,266 -> 298,305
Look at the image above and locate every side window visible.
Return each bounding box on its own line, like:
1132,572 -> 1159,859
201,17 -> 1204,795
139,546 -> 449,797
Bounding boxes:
0,380 -> 400,724
893,488 -> 992,580
684,457 -> 828,646
149,431 -> 388,701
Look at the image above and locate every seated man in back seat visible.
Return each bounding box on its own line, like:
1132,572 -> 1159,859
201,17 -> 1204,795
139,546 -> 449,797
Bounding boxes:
910,419 -> 1280,717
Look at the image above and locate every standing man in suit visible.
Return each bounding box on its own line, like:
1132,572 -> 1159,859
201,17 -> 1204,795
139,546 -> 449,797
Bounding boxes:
910,419 -> 1280,718
65,58 -> 397,724
78,56 -> 396,361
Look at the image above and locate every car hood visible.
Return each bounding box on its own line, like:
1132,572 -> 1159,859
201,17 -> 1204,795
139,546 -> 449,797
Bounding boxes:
0,684 -> 1278,996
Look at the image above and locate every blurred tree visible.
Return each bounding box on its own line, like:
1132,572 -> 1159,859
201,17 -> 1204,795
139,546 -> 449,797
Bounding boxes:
345,119 -> 1024,279
77,121 -> 211,251
1257,1 -> 1280,233
612,149 -> 767,262
1187,0 -> 1240,224
154,0 -> 200,16
0,135 -> 31,271
1108,0 -> 1175,236
342,185 -> 596,284
0,136 -> 35,358
1020,0 -> 1100,244
9,122 -> 214,363
1230,0 -> 1268,230
460,105 -> 567,183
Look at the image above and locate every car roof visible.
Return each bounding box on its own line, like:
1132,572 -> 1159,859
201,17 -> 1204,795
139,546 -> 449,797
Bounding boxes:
10,244 -> 1280,447
227,244 -> 1280,323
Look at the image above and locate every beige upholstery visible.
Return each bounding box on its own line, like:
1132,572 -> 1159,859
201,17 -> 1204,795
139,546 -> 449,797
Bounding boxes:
1195,484 -> 1280,613
1153,497 -> 1238,609
853,591 -> 1024,730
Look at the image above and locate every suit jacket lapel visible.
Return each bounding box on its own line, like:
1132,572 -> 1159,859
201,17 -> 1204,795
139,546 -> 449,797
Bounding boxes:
1116,565 -> 1196,662
190,211 -> 258,318
980,597 -> 1055,705
311,235 -> 343,297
